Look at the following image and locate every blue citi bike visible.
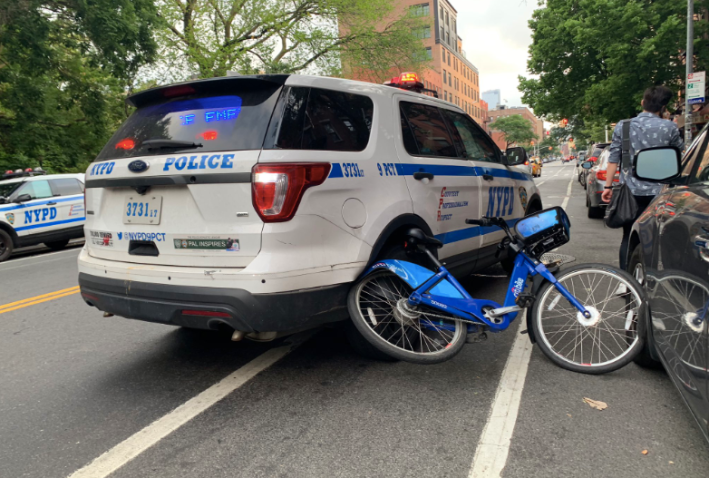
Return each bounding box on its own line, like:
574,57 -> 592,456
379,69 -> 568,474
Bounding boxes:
348,207 -> 645,374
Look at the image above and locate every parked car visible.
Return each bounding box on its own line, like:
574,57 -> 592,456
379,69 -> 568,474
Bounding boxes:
583,146 -> 618,218
0,169 -> 85,262
578,143 -> 610,189
627,124 -> 709,444
77,73 -> 542,353
530,157 -> 542,177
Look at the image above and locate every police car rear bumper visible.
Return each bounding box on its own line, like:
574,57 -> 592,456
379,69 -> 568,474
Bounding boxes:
78,273 -> 349,333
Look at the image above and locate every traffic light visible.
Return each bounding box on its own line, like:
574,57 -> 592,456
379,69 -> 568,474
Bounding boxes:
531,141 -> 535,145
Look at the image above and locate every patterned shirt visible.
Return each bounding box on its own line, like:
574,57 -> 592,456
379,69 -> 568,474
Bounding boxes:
608,112 -> 684,196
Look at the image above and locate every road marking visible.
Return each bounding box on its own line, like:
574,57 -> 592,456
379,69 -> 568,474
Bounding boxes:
469,317 -> 533,478
0,286 -> 80,315
469,172 -> 576,477
562,172 -> 574,209
67,331 -> 314,478
535,164 -> 568,187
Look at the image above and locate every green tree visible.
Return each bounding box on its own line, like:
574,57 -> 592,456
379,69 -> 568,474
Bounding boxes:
154,0 -> 431,79
0,0 -> 159,173
490,115 -> 537,148
519,0 -> 709,125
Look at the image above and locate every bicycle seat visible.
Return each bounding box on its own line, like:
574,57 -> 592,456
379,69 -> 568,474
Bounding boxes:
405,228 -> 443,249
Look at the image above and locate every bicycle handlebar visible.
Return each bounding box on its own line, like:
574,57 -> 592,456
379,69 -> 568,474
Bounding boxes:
466,216 -> 517,242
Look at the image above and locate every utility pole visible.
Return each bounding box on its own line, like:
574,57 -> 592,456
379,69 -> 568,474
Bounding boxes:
686,0 -> 695,145
605,125 -> 609,143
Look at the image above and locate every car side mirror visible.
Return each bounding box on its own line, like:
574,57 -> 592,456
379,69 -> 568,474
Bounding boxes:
14,194 -> 32,203
505,147 -> 527,166
581,161 -> 593,170
633,146 -> 681,183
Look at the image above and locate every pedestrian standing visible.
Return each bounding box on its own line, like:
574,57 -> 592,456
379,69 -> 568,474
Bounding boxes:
601,86 -> 684,269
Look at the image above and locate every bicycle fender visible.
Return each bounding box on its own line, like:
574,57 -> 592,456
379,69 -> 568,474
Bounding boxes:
363,260 -> 465,299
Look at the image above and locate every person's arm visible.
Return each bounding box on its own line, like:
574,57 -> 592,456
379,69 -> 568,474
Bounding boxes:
669,122 -> 685,151
601,122 -> 623,203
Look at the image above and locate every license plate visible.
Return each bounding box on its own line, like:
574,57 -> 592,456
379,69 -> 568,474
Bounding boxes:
123,195 -> 162,225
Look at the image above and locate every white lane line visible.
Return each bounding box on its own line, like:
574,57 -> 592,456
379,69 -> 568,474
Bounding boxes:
67,332 -> 314,478
468,317 -> 533,478
535,164 -> 568,187
561,172 -> 574,209
469,172 -> 576,478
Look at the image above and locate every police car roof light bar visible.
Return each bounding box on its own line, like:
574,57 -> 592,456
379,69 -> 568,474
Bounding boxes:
383,72 -> 439,99
1,167 -> 47,180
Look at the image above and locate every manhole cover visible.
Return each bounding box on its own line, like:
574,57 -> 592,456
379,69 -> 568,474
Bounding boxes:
541,252 -> 576,266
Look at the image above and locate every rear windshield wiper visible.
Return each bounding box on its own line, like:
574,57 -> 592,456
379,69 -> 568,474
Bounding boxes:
140,139 -> 203,151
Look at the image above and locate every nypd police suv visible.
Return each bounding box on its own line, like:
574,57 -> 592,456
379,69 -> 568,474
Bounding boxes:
0,169 -> 85,262
78,73 -> 541,349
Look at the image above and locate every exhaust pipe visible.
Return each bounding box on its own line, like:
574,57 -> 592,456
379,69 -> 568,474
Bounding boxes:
231,330 -> 245,342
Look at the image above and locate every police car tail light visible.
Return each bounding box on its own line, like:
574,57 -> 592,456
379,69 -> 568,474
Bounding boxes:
252,163 -> 331,222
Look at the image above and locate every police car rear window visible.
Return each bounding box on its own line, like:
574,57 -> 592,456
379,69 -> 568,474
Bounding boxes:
273,87 -> 373,152
95,85 -> 281,161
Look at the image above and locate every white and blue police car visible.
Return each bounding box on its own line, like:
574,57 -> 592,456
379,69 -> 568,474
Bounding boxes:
0,169 -> 85,262
78,73 -> 541,349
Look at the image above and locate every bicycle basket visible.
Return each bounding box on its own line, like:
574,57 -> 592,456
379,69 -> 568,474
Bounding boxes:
514,206 -> 570,257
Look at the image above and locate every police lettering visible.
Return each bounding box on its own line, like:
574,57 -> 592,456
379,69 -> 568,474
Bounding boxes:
163,154 -> 234,172
485,186 -> 514,217
24,207 -> 57,224
89,162 -> 115,176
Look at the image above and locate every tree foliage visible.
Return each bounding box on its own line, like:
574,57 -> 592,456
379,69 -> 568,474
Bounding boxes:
519,0 -> 709,128
0,0 -> 159,173
490,115 -> 537,148
155,0 -> 431,80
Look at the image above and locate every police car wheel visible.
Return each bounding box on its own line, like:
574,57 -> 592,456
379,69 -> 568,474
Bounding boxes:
0,229 -> 12,262
45,239 -> 69,251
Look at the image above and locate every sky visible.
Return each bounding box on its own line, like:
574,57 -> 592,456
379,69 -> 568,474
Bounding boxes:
454,0 -> 539,108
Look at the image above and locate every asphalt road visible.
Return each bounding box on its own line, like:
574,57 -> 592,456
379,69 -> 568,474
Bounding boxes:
0,161 -> 707,478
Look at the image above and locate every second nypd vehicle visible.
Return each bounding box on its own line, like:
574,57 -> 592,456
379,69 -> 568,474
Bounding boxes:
77,73 -> 541,345
0,169 -> 85,262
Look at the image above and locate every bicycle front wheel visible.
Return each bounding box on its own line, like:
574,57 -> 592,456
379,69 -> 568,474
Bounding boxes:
347,270 -> 467,364
530,263 -> 644,374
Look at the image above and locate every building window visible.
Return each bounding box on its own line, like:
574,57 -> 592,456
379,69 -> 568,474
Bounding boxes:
426,47 -> 432,59
447,53 -> 451,66
414,26 -> 431,39
445,31 -> 449,44
410,3 -> 430,17
445,10 -> 448,26
442,69 -> 446,84
444,91 -> 447,101
448,72 -> 452,85
440,26 -> 444,39
454,20 -> 457,33
440,6 -> 443,20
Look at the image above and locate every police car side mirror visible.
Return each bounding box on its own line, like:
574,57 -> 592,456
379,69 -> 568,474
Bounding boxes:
633,146 -> 681,183
14,194 -> 32,204
505,147 -> 527,166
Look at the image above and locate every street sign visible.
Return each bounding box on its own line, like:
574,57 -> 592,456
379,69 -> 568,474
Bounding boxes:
687,71 -> 705,105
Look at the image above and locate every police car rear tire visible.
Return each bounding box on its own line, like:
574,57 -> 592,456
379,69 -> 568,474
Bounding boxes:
0,229 -> 12,262
45,239 -> 69,251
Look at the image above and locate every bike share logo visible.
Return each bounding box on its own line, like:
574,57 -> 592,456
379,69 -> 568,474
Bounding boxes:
431,300 -> 447,309
511,277 -> 525,297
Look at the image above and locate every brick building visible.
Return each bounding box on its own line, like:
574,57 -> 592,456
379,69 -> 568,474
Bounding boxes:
342,0 -> 484,126
488,105 -> 544,150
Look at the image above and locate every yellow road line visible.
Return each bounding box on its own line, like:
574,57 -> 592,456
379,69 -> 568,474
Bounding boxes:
0,286 -> 80,315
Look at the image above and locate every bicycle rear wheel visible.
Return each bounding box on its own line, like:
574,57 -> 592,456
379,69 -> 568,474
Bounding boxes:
347,270 -> 467,364
530,263 -> 644,374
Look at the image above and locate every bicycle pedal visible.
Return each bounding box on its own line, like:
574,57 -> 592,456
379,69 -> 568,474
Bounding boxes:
466,332 -> 487,344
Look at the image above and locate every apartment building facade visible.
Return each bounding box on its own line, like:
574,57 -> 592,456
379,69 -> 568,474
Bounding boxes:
343,0 -> 484,126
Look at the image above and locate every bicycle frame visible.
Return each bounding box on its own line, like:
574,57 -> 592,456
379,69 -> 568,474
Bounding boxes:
383,251 -> 590,334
